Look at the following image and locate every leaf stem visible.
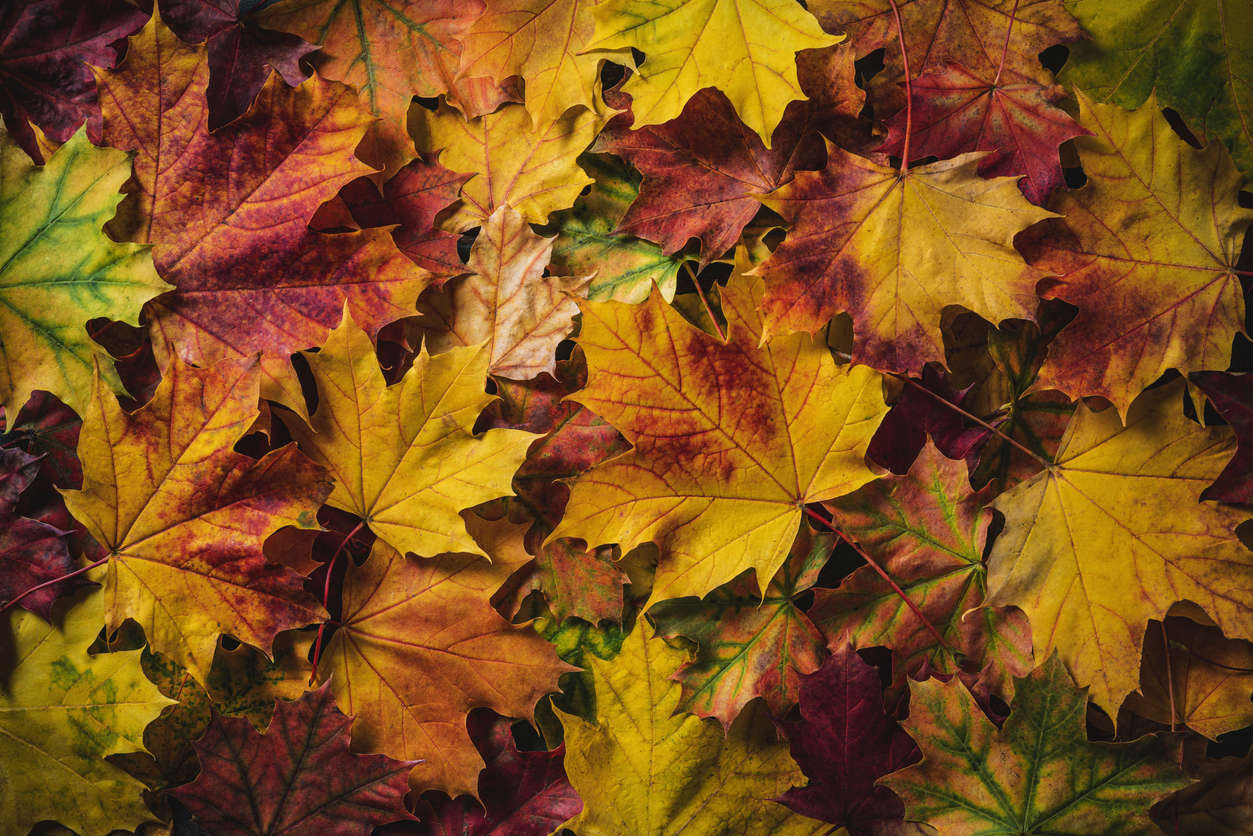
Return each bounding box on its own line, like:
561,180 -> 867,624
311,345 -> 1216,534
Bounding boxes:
887,0 -> 913,169
685,262 -> 726,342
888,371 -> 1053,469
802,504 -> 954,656
309,521 -> 366,684
0,555 -> 109,613
1160,619 -> 1178,733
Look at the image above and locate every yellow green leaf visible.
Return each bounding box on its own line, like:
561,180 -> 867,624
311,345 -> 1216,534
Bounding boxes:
0,126 -> 169,417
283,310 -> 536,559
985,378 -> 1253,716
557,623 -> 828,835
589,0 -> 840,144
0,592 -> 175,835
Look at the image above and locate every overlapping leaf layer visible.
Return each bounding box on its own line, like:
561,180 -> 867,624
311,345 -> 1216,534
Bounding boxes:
0,1 -> 1250,833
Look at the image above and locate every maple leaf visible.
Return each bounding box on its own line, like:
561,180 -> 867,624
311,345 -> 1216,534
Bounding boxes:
1017,92 -> 1253,415
815,444 -> 1032,693
316,539 -> 573,795
757,143 -> 1053,370
809,0 -> 1083,118
61,358 -> 332,683
0,511 -> 75,620
1151,751 -> 1253,835
410,711 -> 581,836
648,527 -> 834,726
556,623 -> 828,835
1123,614 -> 1253,741
163,0 -> 316,129
984,378 -> 1253,716
1063,0 -> 1253,177
546,152 -> 685,303
0,126 -> 169,417
595,87 -> 824,265
880,64 -> 1088,203
171,685 -> 415,835
415,204 -> 591,380
777,646 -> 921,835
457,0 -> 614,127
283,311 -> 536,560
0,0 -> 147,162
550,274 -> 888,603
258,0 -> 486,163
413,100 -> 601,228
588,0 -> 839,144
0,592 -> 175,835
1192,372 -> 1253,504
883,655 -> 1188,833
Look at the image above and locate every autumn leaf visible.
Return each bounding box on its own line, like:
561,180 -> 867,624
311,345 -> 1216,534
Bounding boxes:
414,204 -> 591,380
815,444 -> 1032,693
0,591 -> 175,835
410,711 -> 581,836
171,685 -> 415,835
883,655 -> 1187,833
283,310 -> 536,560
0,126 -> 169,417
315,538 -> 572,795
809,0 -> 1083,119
0,509 -> 76,620
648,527 -> 833,726
162,0 -> 316,128
589,0 -> 840,144
1192,372 -> 1253,504
0,0 -> 147,162
457,0 -> 614,127
880,64 -> 1088,203
985,378 -> 1253,716
545,152 -> 686,303
551,274 -> 888,603
1018,92 -> 1252,414
1151,752 -> 1253,835
1062,0 -> 1253,176
412,100 -> 601,228
595,87 -> 824,264
777,646 -> 920,835
258,0 -> 486,163
61,358 -> 332,683
556,623 -> 828,835
1123,614 -> 1253,741
757,143 -> 1052,370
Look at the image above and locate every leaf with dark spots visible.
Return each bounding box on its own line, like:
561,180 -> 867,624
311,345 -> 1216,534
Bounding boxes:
402,711 -> 580,836
0,0 -> 148,162
594,87 -> 824,266
880,64 -> 1088,204
60,357 -> 333,684
97,15 -> 431,405
1,391 -> 81,488
649,527 -> 833,727
171,685 -> 415,836
0,446 -> 39,508
1192,372 -> 1253,504
777,646 -> 920,835
162,0 -> 316,129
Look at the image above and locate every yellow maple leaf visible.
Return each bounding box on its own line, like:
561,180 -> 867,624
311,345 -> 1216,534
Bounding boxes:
316,533 -> 573,795
985,378 -> 1253,716
61,359 -> 332,684
0,593 -> 175,835
757,144 -> 1053,371
589,0 -> 840,144
412,100 -> 600,228
550,275 -> 887,602
283,310 -> 537,559
1020,91 -> 1253,415
557,623 -> 828,835
457,0 -> 620,126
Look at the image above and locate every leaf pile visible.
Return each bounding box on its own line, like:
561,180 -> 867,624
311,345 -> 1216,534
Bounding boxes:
1,0 -> 1251,833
